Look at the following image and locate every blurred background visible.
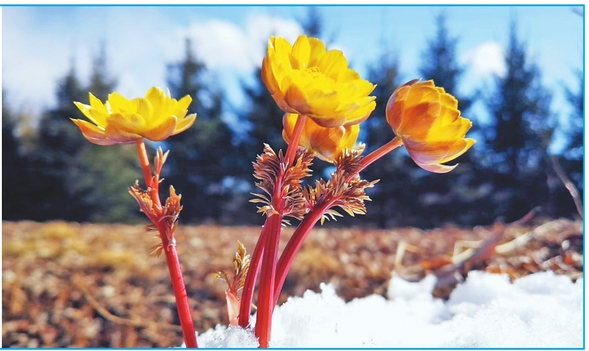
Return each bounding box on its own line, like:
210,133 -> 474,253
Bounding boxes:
2,4 -> 584,228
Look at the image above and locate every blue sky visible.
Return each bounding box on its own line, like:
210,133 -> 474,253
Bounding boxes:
1,4 -> 584,151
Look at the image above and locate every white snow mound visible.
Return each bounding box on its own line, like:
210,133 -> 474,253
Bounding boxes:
191,271 -> 583,348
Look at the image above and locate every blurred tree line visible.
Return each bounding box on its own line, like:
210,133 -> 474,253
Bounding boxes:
2,9 -> 583,228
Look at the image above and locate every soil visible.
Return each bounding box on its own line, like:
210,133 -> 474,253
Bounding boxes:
2,217 -> 583,347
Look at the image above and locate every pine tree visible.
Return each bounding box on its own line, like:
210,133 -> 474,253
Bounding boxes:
300,6 -> 326,40
2,91 -> 30,220
27,62 -> 90,221
562,69 -> 583,190
25,47 -> 141,223
239,69 -> 286,162
484,20 -> 553,221
240,6 -> 331,164
75,46 -> 142,223
546,68 -> 585,218
415,11 -> 483,227
165,38 -> 237,223
361,49 -> 417,227
419,12 -> 471,112
237,7 -> 334,225
87,44 -> 118,100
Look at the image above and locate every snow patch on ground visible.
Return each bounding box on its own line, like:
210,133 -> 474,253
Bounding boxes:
194,271 -> 584,348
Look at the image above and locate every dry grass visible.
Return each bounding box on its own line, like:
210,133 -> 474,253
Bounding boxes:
2,218 -> 583,347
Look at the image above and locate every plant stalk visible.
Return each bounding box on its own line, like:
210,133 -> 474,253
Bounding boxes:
274,136 -> 403,304
237,226 -> 267,328
135,140 -> 198,348
273,200 -> 334,303
251,115 -> 308,348
355,136 -> 403,177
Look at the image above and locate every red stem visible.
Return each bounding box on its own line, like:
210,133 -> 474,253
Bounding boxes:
237,225 -> 267,328
136,140 -> 154,188
254,214 -> 283,348
355,136 -> 403,177
136,140 -> 163,211
135,140 -> 198,348
284,115 -> 308,166
273,200 -> 334,303
251,114 -> 308,348
159,226 -> 198,348
273,136 -> 404,304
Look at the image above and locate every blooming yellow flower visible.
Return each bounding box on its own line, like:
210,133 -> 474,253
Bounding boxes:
282,113 -> 360,163
71,87 -> 196,146
262,35 -> 376,128
386,79 -> 475,173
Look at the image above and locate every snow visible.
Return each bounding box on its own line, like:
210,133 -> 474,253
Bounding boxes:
192,271 -> 584,348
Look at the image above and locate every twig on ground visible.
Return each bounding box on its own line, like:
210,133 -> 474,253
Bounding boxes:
72,275 -> 183,332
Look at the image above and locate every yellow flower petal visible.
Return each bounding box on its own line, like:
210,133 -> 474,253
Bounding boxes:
71,119 -> 119,146
417,162 -> 458,174
71,86 -> 196,146
440,138 -> 476,164
317,50 -> 347,80
74,101 -> 94,120
174,113 -> 197,135
108,92 -> 133,114
143,115 -> 178,141
307,37 -> 327,67
291,35 -> 311,69
262,34 -> 375,128
173,95 -> 192,116
145,86 -> 166,115
282,112 -> 359,163
104,112 -> 145,142
386,79 -> 475,173
71,118 -> 106,139
134,98 -> 154,124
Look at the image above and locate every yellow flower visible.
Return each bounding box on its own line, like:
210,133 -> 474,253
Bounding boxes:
71,87 -> 196,146
282,113 -> 360,163
386,79 -> 475,173
262,35 -> 376,128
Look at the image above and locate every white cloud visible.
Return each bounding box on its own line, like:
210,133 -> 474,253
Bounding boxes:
181,20 -> 253,71
2,7 -> 302,118
2,7 -> 177,114
2,8 -> 71,114
244,13 -> 303,63
179,13 -> 302,73
463,42 -> 506,78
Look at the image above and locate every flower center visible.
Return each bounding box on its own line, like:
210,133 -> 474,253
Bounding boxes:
306,66 -> 321,77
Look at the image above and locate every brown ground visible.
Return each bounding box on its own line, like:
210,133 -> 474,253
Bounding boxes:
2,217 -> 583,347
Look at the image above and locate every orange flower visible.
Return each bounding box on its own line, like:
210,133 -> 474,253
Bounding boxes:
71,87 -> 196,146
282,113 -> 359,163
386,79 -> 475,173
262,35 -> 376,128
